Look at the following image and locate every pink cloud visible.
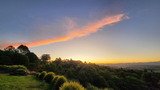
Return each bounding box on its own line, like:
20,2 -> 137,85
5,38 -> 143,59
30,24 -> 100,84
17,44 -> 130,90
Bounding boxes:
1,14 -> 127,48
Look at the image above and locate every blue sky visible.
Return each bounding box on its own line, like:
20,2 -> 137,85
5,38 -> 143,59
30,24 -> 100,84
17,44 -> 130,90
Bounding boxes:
0,0 -> 160,63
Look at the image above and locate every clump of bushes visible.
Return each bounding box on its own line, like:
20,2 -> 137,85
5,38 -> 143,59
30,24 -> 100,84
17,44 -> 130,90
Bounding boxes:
0,65 -> 28,75
60,81 -> 85,90
36,71 -> 85,90
44,72 -> 55,83
38,71 -> 47,80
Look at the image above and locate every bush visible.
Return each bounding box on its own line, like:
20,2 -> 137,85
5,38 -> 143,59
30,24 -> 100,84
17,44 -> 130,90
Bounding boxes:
0,65 -> 9,72
54,76 -> 67,90
44,72 -> 55,83
0,65 -> 28,75
60,81 -> 85,90
9,65 -> 28,76
10,69 -> 28,75
9,65 -> 27,71
38,71 -> 47,80
51,76 -> 59,86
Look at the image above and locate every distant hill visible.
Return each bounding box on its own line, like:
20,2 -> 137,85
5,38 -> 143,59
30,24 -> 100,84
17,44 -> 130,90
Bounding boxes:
100,61 -> 160,72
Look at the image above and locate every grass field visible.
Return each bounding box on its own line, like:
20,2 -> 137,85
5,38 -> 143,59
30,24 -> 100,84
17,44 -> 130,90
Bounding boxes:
0,74 -> 51,90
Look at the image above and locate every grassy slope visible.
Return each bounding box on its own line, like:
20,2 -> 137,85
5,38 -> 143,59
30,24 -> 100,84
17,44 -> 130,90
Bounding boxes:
0,74 -> 51,90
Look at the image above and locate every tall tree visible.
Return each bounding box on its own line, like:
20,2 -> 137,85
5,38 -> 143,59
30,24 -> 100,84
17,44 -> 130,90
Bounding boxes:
41,54 -> 51,62
26,52 -> 39,63
17,45 -> 30,54
4,45 -> 15,51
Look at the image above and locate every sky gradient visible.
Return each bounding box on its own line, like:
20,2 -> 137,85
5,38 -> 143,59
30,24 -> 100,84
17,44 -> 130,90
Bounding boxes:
0,0 -> 160,63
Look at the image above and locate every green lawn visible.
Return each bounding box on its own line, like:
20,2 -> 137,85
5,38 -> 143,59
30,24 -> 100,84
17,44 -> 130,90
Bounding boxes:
0,74 -> 51,90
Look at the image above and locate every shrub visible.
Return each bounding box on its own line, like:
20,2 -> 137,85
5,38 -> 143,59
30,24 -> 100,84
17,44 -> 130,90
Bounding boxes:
38,71 -> 47,80
9,65 -> 28,75
60,81 -> 85,90
54,76 -> 67,90
0,65 -> 9,72
51,76 -> 59,86
0,65 -> 28,75
9,65 -> 27,72
10,69 -> 28,75
44,72 -> 55,83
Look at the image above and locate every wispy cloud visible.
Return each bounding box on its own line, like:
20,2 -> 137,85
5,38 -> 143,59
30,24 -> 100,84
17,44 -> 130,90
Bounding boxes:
0,14 -> 127,48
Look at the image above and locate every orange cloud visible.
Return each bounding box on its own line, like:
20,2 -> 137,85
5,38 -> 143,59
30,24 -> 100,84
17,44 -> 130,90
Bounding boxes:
1,14 -> 127,48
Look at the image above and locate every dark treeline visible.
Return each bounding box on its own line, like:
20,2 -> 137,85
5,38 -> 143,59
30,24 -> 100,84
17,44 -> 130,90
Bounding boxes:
0,45 -> 40,70
0,45 -> 52,71
0,45 -> 160,90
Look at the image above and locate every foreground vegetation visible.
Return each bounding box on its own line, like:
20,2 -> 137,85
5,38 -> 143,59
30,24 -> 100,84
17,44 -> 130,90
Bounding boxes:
36,71 -> 85,90
0,45 -> 160,90
0,74 -> 51,90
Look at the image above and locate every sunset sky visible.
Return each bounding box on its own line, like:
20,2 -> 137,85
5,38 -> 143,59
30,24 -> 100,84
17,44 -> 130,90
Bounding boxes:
0,0 -> 160,63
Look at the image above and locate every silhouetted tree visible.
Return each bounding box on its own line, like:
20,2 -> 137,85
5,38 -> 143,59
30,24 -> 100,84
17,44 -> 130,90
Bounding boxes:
25,52 -> 39,70
4,45 -> 15,51
41,54 -> 51,62
26,52 -> 39,63
17,45 -> 30,54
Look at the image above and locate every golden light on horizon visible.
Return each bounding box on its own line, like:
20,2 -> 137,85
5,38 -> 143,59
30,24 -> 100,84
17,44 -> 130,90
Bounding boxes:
50,54 -> 160,64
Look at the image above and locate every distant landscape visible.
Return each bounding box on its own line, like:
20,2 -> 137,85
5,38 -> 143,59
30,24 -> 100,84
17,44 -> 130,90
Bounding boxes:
102,61 -> 160,72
